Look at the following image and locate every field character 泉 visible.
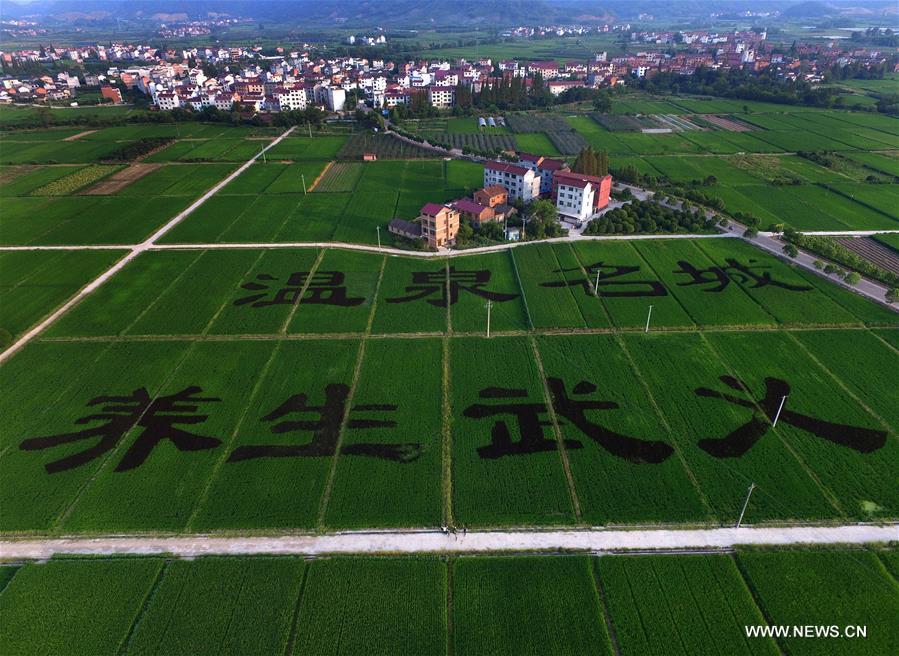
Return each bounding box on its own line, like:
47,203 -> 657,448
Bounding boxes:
387,267 -> 518,307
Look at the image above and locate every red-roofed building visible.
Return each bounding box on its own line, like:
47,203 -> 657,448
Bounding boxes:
552,170 -> 612,221
474,185 -> 508,208
418,203 -> 460,248
453,198 -> 495,225
483,161 -> 541,202
518,153 -> 569,195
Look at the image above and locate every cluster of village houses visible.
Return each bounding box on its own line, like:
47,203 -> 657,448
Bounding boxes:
2,26 -> 891,108
389,154 -> 612,248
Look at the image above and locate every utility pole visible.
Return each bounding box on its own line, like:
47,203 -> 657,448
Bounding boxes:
301,173 -> 307,195
308,122 -> 313,138
485,300 -> 493,338
261,147 -> 266,164
594,268 -> 601,297
736,483 -> 756,528
644,305 -> 653,333
376,225 -> 381,250
772,395 -> 788,428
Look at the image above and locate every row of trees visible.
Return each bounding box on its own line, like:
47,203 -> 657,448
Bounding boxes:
571,146 -> 609,177
584,200 -> 716,235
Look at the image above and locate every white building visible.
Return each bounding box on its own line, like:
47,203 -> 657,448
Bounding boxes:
552,171 -> 612,222
326,86 -> 346,112
274,87 -> 307,110
428,86 -> 455,108
155,91 -> 182,110
483,161 -> 541,202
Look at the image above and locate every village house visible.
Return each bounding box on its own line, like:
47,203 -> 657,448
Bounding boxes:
483,161 -> 541,203
517,153 -> 568,195
418,202 -> 460,248
474,185 -> 508,208
453,198 -> 496,226
552,170 -> 613,222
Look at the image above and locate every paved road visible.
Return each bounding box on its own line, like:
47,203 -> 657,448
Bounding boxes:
0,126 -> 297,365
2,524 -> 896,559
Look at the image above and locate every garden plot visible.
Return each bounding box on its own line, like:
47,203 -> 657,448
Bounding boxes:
700,114 -> 757,131
0,558 -> 164,656
81,163 -> 161,194
324,339 -> 444,528
312,161 -> 363,192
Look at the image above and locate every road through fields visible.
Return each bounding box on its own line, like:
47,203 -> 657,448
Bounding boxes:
2,524 -> 896,559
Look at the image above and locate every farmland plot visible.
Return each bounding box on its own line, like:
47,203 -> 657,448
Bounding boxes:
0,249 -> 125,347
267,135 -> 347,160
453,556 -> 612,656
0,165 -> 87,196
0,558 -> 163,656
189,339 -> 359,530
631,240 -> 775,327
450,337 -> 575,526
371,257 -> 448,334
0,340 -> 194,530
622,333 -> 836,523
737,549 -> 899,656
312,161 -> 363,192
536,334 -> 707,523
513,132 -> 561,156
324,339 -> 444,528
707,331 -> 899,519
293,557 -> 446,656
598,554 -> 778,656
569,241 -> 693,328
512,243 -> 589,329
126,557 -> 304,656
287,249 -> 382,334
60,340 -> 278,532
693,239 -> 863,326
265,160 -> 330,194
448,251 -> 530,333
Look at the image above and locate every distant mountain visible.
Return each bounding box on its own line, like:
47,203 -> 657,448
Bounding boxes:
781,1 -> 838,18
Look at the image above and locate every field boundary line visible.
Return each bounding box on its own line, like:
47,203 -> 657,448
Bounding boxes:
3,524 -> 896,558
283,565 -> 310,656
613,334 -> 717,521
590,559 -> 622,656
0,126 -> 297,365
184,342 -> 283,532
529,336 -> 583,523
729,553 -> 789,656
280,249 -> 327,334
200,250 -> 268,336
306,160 -> 333,192
508,248 -> 535,330
698,332 -> 848,518
692,240 -> 780,324
315,254 -> 387,529
441,337 -> 454,527
628,240 -> 700,327
117,559 -> 170,656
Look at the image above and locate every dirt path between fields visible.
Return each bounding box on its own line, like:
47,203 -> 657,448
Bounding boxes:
62,130 -> 96,141
1,524 -> 895,559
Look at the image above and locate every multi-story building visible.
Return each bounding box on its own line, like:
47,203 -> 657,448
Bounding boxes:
273,86 -> 307,110
428,85 -> 455,108
517,153 -> 568,195
552,170 -> 613,222
483,161 -> 541,203
418,202 -> 460,248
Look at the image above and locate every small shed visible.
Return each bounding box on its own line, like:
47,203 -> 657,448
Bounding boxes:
362,152 -> 377,161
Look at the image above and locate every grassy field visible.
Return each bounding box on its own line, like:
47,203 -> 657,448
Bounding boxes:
1,549 -> 895,655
